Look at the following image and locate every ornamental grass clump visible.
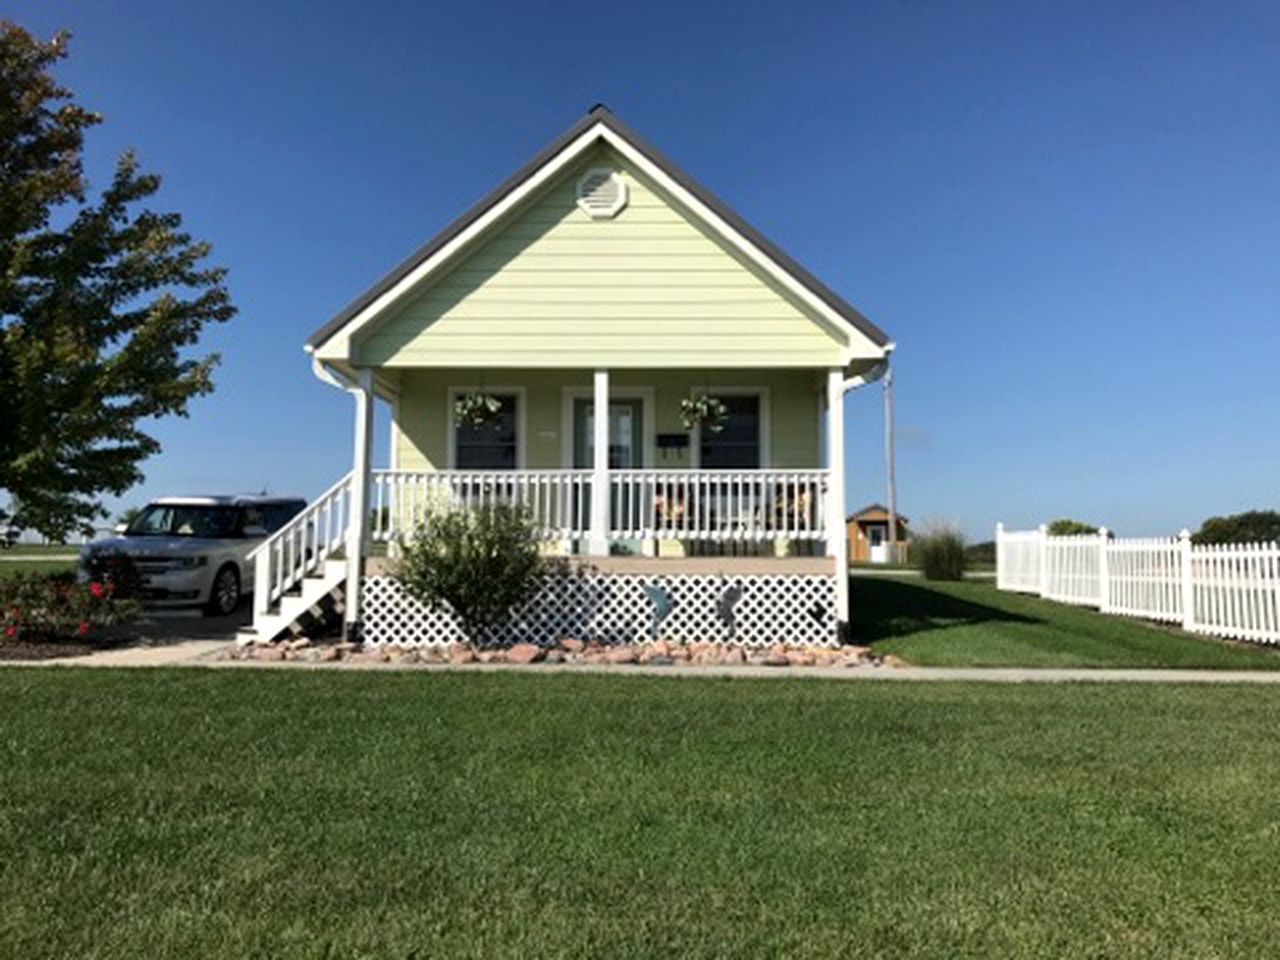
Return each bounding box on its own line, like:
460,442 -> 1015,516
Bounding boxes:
914,523 -> 968,581
393,504 -> 546,648
0,571 -> 139,644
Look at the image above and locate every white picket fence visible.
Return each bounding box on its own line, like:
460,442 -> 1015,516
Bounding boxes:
996,524 -> 1280,645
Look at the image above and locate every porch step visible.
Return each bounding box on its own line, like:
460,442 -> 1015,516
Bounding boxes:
238,559 -> 347,645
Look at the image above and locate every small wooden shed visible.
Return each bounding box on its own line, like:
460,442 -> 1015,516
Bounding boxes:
847,504 -> 909,564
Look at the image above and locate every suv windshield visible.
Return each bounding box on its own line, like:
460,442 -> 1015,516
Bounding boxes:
127,505 -> 245,539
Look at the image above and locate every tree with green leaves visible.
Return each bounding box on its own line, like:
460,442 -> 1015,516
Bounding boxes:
0,23 -> 235,539
1192,510 -> 1280,546
1047,518 -> 1099,536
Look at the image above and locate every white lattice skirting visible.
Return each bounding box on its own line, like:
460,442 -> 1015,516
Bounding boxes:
361,573 -> 839,648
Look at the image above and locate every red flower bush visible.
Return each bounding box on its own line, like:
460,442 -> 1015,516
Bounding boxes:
0,572 -> 138,644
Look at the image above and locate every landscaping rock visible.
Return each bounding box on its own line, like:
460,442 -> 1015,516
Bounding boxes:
606,646 -> 638,664
668,647 -> 692,662
448,645 -> 476,665
255,645 -> 286,662
789,652 -> 816,667
558,638 -> 585,653
647,655 -> 674,666
543,649 -> 565,664
762,652 -> 790,667
317,646 -> 341,662
507,643 -> 544,665
881,654 -> 908,669
721,648 -> 745,665
287,637 -> 311,651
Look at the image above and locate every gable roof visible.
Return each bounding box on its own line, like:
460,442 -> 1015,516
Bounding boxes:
848,504 -> 910,524
307,105 -> 890,354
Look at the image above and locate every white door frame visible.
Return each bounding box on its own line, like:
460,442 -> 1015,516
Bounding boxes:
561,386 -> 655,469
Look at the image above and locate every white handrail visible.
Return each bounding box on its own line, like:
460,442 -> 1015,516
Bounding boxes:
252,471 -> 353,615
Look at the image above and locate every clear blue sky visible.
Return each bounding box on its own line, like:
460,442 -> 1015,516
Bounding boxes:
11,0 -> 1280,539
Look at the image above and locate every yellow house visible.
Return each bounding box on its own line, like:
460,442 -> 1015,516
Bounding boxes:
246,106 -> 894,648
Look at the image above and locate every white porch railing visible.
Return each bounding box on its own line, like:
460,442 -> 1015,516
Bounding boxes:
608,469 -> 827,540
369,468 -> 829,542
250,471 -> 353,613
997,523 -> 1280,644
370,469 -> 593,541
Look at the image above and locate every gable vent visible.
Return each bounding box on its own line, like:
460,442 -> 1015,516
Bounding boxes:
576,167 -> 628,219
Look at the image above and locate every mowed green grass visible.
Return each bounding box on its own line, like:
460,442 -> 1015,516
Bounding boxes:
853,575 -> 1280,669
0,558 -> 76,579
3,670 -> 1280,958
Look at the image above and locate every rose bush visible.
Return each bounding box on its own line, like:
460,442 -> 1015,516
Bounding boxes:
0,572 -> 139,643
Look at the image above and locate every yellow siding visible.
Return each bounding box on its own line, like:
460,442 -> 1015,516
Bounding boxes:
355,146 -> 848,368
392,369 -> 820,471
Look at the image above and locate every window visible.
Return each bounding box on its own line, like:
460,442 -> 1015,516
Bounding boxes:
127,505 -> 245,538
262,501 -> 305,532
699,395 -> 761,468
454,393 -> 519,469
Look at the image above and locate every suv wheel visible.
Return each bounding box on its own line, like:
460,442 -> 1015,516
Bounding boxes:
205,564 -> 241,617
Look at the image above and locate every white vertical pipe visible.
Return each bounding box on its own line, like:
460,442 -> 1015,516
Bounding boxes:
345,368 -> 374,636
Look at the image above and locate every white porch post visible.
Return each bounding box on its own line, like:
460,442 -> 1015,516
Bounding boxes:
345,368 -> 374,637
825,368 -> 849,628
589,369 -> 610,555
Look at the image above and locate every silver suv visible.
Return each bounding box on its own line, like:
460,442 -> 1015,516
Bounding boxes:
81,495 -> 305,616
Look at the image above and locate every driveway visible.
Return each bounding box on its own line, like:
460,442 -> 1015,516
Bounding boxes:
129,602 -> 250,643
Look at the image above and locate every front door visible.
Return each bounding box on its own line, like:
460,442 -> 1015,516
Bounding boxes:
573,398 -> 644,470
573,399 -> 644,554
868,524 -> 888,564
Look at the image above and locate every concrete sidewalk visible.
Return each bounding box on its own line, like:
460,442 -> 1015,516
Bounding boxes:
12,643 -> 1280,683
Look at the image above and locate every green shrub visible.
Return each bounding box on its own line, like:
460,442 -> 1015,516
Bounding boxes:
1,571 -> 139,643
914,524 -> 968,581
1047,518 -> 1099,536
392,504 -> 546,647
1193,510 -> 1280,545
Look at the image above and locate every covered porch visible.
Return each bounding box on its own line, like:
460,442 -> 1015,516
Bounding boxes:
370,365 -> 843,557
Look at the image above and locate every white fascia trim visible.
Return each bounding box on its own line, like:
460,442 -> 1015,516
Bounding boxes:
311,120 -> 887,363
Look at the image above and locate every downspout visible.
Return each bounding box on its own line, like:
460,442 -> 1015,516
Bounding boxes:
310,354 -> 373,641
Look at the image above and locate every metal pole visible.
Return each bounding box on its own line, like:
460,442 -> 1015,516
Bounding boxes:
883,366 -> 898,563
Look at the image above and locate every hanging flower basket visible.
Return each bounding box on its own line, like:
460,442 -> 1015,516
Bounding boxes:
679,393 -> 728,433
454,391 -> 504,429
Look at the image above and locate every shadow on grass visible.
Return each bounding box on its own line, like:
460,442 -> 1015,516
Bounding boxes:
849,576 -> 1038,644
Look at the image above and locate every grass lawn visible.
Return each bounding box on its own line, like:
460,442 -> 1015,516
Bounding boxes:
2,670 -> 1280,958
0,558 -> 76,579
852,575 -> 1280,670
1,543 -> 81,555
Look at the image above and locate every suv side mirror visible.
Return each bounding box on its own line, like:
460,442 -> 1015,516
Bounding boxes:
242,524 -> 267,538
